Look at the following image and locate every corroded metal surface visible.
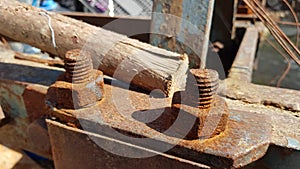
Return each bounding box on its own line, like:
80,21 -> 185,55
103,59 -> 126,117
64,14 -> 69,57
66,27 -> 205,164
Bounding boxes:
49,83 -> 272,168
219,26 -> 300,113
0,56 -> 61,159
150,0 -> 215,67
22,84 -> 48,122
171,94 -> 229,140
0,79 -> 52,159
47,119 -> 211,169
1,23 -> 299,169
220,79 -> 300,112
170,68 -> 228,140
224,98 -> 300,151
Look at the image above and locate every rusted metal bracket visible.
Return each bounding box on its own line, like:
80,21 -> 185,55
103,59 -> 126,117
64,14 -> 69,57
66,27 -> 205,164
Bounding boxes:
219,25 -> 300,168
1,12 -> 300,169
0,48 -> 61,159
47,119 -> 211,169
150,0 -> 215,68
44,25 -> 300,168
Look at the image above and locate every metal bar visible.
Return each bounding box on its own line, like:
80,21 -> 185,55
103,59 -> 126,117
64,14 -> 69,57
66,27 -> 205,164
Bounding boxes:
220,26 -> 300,112
47,119 -> 210,169
228,26 -> 259,82
0,53 -> 63,159
150,0 -> 215,68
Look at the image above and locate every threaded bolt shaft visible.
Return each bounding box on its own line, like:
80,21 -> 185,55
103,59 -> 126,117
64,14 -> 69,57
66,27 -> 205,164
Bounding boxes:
190,69 -> 219,109
64,49 -> 93,84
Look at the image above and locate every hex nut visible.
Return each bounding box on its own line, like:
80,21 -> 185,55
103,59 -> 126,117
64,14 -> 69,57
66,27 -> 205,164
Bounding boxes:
171,70 -> 228,140
47,70 -> 104,109
172,91 -> 228,140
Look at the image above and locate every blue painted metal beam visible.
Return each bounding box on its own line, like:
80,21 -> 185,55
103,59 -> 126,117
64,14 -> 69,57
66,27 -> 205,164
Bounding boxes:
150,0 -> 215,68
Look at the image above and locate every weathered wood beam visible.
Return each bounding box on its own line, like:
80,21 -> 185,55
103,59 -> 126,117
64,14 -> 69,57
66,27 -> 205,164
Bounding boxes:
0,0 -> 189,96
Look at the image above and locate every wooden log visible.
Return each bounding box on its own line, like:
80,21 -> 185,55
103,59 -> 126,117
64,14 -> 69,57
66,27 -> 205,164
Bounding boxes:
0,0 -> 188,96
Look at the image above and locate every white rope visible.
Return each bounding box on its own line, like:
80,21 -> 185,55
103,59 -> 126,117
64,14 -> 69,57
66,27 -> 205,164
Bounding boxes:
39,11 -> 56,48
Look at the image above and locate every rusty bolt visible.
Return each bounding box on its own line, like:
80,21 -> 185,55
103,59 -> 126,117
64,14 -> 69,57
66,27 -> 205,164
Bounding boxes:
171,69 -> 228,140
190,69 -> 219,109
47,49 -> 104,109
64,49 -> 93,84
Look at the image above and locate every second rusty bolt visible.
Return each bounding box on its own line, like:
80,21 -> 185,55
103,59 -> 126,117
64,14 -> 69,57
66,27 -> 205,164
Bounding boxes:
171,68 -> 228,140
47,49 -> 104,109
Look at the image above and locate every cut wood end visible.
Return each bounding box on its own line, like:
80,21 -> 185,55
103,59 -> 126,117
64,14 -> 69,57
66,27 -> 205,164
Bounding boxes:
179,53 -> 188,60
166,53 -> 189,98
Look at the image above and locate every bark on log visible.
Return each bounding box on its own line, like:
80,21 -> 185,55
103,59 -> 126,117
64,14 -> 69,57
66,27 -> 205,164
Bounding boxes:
0,0 -> 188,96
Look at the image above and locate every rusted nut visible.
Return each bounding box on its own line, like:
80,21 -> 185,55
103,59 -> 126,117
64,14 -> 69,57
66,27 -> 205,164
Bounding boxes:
47,49 -> 104,109
171,69 -> 228,140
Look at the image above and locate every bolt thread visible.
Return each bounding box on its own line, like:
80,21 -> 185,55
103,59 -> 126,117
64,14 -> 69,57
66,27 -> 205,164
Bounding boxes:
64,49 -> 93,84
190,69 -> 219,109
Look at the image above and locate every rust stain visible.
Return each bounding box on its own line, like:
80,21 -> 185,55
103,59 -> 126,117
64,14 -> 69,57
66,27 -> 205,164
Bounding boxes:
22,84 -> 48,122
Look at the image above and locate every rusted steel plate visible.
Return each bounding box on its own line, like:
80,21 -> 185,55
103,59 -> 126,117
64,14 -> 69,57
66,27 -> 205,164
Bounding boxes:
220,79 -> 300,112
50,82 -> 272,168
47,119 -> 210,169
0,79 -> 52,159
22,84 -> 48,122
150,0 -> 215,68
0,60 -> 62,86
0,57 -> 62,159
224,98 -> 300,150
219,24 -> 300,113
0,79 -> 28,118
224,98 -> 300,168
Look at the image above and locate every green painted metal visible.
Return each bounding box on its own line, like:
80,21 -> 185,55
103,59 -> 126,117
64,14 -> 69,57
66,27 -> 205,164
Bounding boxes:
0,80 -> 27,118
